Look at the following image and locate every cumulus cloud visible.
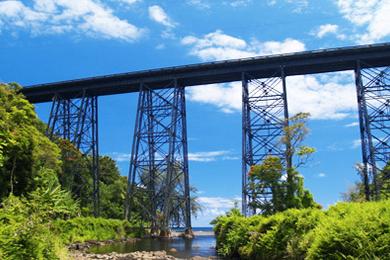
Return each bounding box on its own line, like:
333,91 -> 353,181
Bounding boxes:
148,5 -> 176,28
0,0 -> 144,41
313,24 -> 345,39
181,30 -> 305,61
286,75 -> 356,119
336,0 -> 390,43
182,30 -> 357,119
197,196 -> 241,217
187,83 -> 242,113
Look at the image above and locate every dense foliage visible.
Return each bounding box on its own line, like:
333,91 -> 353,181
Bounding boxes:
53,217 -> 145,244
0,83 -> 61,199
213,200 -> 390,259
0,83 -> 143,259
0,179 -> 68,259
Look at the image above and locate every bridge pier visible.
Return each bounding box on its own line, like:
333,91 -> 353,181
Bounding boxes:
242,69 -> 289,216
355,63 -> 390,199
125,80 -> 191,234
47,92 -> 100,216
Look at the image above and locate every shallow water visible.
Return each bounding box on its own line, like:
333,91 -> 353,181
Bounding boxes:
89,227 -> 223,259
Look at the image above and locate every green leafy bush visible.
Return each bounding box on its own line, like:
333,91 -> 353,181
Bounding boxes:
53,217 -> 145,244
305,200 -> 390,259
239,208 -> 323,259
213,200 -> 390,259
0,195 -> 67,260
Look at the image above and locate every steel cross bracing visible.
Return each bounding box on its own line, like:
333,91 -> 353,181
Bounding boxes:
355,63 -> 390,199
47,92 -> 100,216
242,70 -> 289,216
125,80 -> 191,234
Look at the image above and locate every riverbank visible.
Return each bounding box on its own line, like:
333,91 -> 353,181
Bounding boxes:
70,250 -> 217,259
69,230 -> 218,259
71,250 -> 175,259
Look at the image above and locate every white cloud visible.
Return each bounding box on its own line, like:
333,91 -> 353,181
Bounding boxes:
227,0 -> 252,7
119,0 -> 141,5
0,0 -> 144,41
286,75 -> 357,120
148,5 -> 176,28
186,0 -> 211,9
345,122 -> 359,127
186,83 -> 242,113
318,172 -> 326,178
268,0 -> 309,13
314,24 -> 341,38
108,150 -> 238,163
352,139 -> 361,149
267,0 -> 277,5
196,196 -> 241,220
189,150 -> 239,162
108,152 -> 131,162
181,30 -> 305,61
193,195 -> 242,226
337,0 -> 390,43
183,31 -> 357,119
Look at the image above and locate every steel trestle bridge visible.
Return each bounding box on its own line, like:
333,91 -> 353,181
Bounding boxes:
21,43 -> 390,230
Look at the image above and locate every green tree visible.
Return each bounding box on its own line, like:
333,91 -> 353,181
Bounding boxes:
248,113 -> 318,214
0,83 -> 61,201
283,113 -> 316,208
99,156 -> 128,219
248,156 -> 285,214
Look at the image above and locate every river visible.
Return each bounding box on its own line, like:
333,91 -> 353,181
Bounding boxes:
88,227 -> 222,259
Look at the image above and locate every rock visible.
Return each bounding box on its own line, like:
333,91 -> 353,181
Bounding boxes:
191,257 -> 208,260
71,250 -> 179,259
168,248 -> 177,253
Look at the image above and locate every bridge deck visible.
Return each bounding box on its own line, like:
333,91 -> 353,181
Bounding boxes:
22,42 -> 390,103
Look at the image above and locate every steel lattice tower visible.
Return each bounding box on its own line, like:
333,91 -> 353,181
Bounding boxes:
47,92 -> 100,216
242,70 -> 289,216
125,81 -> 191,234
355,63 -> 390,199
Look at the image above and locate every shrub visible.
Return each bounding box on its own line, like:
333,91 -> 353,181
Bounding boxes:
53,217 -> 145,244
239,208 -> 323,259
305,200 -> 390,259
0,195 -> 66,260
213,200 -> 390,259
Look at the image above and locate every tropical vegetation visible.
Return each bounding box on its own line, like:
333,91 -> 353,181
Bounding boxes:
212,200 -> 390,259
0,83 -> 143,259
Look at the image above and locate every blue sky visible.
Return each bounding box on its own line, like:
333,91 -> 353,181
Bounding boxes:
1,0 -> 390,226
